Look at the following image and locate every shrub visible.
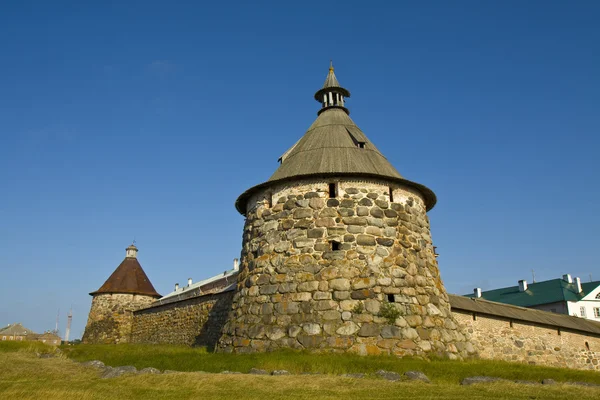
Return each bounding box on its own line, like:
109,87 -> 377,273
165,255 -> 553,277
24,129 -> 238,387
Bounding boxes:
352,302 -> 364,314
379,302 -> 401,324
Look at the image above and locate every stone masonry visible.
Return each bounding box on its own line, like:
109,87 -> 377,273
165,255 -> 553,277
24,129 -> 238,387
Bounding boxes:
82,293 -> 155,344
453,310 -> 600,370
131,291 -> 234,349
217,179 -> 475,358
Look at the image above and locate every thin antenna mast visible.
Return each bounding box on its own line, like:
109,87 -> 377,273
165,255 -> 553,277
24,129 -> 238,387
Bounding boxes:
531,269 -> 536,283
55,309 -> 60,334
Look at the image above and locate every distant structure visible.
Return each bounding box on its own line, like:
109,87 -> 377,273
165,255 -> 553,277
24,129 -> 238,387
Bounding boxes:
82,243 -> 161,344
64,308 -> 73,343
0,323 -> 36,341
0,323 -> 61,346
469,274 -> 600,320
216,64 -> 474,357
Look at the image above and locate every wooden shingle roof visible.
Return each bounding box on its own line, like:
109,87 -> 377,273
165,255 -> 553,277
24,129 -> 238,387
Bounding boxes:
235,66 -> 436,215
90,247 -> 160,298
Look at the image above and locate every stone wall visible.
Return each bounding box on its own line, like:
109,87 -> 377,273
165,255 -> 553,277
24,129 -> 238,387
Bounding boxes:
453,310 -> 600,370
82,293 -> 155,344
217,178 -> 474,357
131,290 -> 234,349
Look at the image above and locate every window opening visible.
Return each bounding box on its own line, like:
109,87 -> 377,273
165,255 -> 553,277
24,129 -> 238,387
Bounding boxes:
357,142 -> 365,149
580,306 -> 587,318
596,293 -> 600,299
330,241 -> 341,251
594,307 -> 600,318
328,183 -> 337,198
509,320 -> 514,328
585,341 -> 590,351
388,187 -> 394,202
266,192 -> 272,208
387,294 -> 395,302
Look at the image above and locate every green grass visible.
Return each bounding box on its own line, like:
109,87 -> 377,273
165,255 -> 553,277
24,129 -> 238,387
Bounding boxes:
60,343 -> 600,385
0,340 -> 57,354
1,347 -> 599,400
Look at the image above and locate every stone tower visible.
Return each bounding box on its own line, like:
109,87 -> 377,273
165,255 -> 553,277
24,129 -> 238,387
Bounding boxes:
218,65 -> 474,358
83,244 -> 160,344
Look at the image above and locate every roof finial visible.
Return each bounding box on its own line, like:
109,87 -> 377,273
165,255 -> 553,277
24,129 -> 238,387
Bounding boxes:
329,60 -> 334,72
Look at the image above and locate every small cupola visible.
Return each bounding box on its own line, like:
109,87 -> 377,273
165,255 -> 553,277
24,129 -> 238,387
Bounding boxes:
125,243 -> 138,258
314,62 -> 351,115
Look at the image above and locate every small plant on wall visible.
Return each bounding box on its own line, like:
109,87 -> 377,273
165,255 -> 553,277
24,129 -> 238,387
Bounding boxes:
352,302 -> 364,314
379,302 -> 402,324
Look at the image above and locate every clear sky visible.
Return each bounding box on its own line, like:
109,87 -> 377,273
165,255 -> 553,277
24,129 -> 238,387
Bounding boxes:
0,1 -> 598,339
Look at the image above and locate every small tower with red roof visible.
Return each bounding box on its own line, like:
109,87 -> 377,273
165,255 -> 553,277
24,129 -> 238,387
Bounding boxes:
82,243 -> 160,344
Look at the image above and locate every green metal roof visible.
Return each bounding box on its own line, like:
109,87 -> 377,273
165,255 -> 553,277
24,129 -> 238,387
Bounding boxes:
465,278 -> 600,307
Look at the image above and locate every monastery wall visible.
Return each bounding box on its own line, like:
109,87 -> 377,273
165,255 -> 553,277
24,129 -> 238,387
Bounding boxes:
452,310 -> 600,371
130,290 -> 234,349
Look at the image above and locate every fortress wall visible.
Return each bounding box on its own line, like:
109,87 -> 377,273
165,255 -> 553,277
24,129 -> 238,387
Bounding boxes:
452,310 -> 600,370
131,290 -> 234,349
217,178 -> 474,357
82,293 -> 155,344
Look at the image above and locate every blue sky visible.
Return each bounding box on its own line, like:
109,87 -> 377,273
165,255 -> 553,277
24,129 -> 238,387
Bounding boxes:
0,1 -> 598,339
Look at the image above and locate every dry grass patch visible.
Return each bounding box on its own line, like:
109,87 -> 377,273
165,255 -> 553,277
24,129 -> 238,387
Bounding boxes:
1,349 -> 600,400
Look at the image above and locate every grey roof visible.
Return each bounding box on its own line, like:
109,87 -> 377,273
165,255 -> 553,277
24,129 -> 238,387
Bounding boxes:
323,65 -> 341,88
158,268 -> 239,304
314,65 -> 350,100
449,294 -> 600,336
235,67 -> 437,215
0,323 -> 36,336
270,108 -> 402,181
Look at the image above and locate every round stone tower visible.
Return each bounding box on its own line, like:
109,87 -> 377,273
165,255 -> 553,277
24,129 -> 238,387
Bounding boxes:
82,243 -> 160,344
218,65 -> 475,358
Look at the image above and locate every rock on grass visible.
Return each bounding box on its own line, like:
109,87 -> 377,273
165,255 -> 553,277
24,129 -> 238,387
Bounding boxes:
461,376 -> 504,385
404,371 -> 430,383
376,370 -> 401,381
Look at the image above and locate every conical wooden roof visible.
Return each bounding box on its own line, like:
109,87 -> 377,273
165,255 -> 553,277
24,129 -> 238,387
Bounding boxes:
90,245 -> 160,297
235,66 -> 436,214
270,108 -> 402,181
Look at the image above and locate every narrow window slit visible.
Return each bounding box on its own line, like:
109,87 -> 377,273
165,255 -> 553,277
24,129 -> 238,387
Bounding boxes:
388,186 -> 394,202
357,142 -> 365,149
266,192 -> 273,208
328,183 -> 337,198
387,294 -> 395,302
330,241 -> 341,251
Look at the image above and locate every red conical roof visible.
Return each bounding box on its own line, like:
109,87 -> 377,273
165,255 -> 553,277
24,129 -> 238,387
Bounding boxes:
90,245 -> 160,297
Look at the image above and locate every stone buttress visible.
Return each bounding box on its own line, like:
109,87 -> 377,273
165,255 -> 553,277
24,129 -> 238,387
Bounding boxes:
217,65 -> 476,358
